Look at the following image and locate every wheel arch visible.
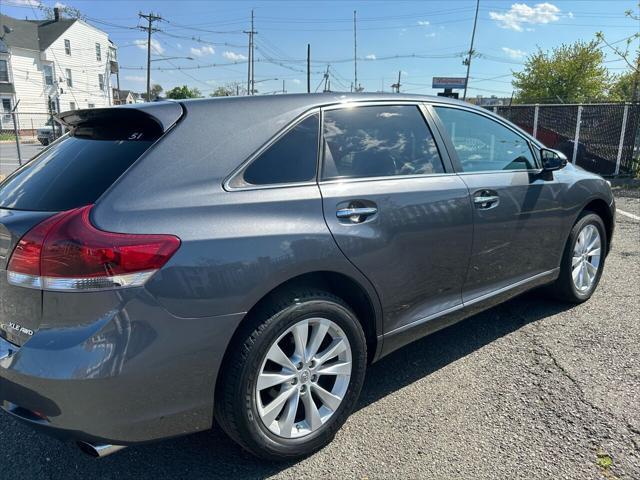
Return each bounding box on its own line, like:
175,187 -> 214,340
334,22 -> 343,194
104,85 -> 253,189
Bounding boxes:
218,271 -> 382,375
581,197 -> 614,254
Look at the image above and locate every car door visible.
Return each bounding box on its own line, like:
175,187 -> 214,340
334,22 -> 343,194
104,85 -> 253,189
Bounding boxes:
318,103 -> 473,334
430,104 -> 565,302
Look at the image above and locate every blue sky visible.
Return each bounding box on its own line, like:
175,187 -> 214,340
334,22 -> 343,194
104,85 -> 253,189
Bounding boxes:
2,0 -> 638,97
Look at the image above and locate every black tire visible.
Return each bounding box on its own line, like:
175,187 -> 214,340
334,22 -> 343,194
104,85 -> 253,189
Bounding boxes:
214,289 -> 367,460
552,211 -> 607,303
39,138 -> 50,146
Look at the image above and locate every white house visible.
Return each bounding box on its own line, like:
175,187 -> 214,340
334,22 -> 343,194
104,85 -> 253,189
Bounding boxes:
0,9 -> 118,129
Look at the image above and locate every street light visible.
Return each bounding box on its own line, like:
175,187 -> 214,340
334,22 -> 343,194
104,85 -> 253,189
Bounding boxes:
251,78 -> 278,94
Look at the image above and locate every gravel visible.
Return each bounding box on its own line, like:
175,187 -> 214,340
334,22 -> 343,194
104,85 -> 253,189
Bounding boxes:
1,193 -> 639,479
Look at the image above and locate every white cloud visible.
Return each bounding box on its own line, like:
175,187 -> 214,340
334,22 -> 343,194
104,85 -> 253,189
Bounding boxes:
502,47 -> 527,58
365,54 -> 377,60
222,51 -> 247,61
425,32 -> 436,38
567,11 -> 574,19
292,79 -> 301,85
124,75 -> 145,82
134,38 -> 165,55
489,2 -> 561,31
176,43 -> 182,49
417,20 -> 430,26
205,79 -> 217,85
190,45 -> 215,57
54,1 -> 67,8
6,0 -> 41,6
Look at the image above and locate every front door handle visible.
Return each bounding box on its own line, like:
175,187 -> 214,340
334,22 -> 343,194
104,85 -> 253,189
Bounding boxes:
336,207 -> 378,223
473,190 -> 500,209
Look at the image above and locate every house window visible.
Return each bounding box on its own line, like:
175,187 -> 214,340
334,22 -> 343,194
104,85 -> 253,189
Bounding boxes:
69,101 -> 76,110
0,59 -> 9,82
95,43 -> 101,61
64,39 -> 71,55
2,98 -> 11,113
43,64 -> 54,86
88,103 -> 95,108
65,69 -> 72,87
98,74 -> 104,91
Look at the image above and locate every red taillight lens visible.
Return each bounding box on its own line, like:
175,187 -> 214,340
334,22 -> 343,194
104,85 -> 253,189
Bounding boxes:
7,205 -> 180,291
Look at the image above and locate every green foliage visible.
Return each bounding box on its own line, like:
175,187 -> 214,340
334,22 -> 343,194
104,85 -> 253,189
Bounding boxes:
512,40 -> 611,103
165,85 -> 202,99
210,86 -> 235,97
609,70 -> 639,101
596,451 -> 613,470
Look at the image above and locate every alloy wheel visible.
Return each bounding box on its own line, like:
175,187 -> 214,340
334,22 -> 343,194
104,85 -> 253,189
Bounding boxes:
255,317 -> 352,439
571,224 -> 601,293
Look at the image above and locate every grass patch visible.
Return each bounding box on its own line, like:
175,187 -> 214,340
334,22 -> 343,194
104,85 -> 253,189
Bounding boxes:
0,133 -> 16,141
596,451 -> 613,469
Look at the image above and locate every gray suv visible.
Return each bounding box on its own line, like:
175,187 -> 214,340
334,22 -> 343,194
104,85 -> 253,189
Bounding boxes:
0,94 -> 615,460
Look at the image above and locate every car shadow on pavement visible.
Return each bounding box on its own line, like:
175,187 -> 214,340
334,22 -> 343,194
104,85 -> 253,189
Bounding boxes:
23,290 -> 574,479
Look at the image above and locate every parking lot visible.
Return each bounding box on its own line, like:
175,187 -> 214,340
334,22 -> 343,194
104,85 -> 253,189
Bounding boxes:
0,143 -> 44,177
0,189 -> 638,479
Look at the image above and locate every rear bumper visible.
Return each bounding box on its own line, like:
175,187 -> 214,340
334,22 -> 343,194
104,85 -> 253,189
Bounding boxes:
0,287 -> 244,445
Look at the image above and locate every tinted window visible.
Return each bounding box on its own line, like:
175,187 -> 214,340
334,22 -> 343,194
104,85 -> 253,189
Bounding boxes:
322,105 -> 444,180
0,137 -> 153,211
242,114 -> 319,186
434,107 -> 536,172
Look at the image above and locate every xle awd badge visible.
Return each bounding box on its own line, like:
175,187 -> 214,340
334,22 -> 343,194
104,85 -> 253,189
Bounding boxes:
3,322 -> 34,336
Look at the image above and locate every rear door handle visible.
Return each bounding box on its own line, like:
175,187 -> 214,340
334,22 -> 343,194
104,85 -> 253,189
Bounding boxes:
336,207 -> 378,222
473,191 -> 500,209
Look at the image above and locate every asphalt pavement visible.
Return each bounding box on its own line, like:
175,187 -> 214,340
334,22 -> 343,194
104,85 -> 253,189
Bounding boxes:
0,142 -> 44,176
0,191 -> 638,479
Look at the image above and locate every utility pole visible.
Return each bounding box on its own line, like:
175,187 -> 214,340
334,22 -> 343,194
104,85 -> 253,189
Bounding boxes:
307,43 -> 311,93
323,65 -> 330,93
391,71 -> 402,93
244,10 -> 257,95
462,0 -> 480,101
353,10 -> 358,92
138,11 -> 163,102
282,79 -> 285,94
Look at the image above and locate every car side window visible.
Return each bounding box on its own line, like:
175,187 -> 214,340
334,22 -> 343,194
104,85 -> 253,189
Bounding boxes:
322,105 -> 444,180
434,106 -> 536,172
242,113 -> 319,186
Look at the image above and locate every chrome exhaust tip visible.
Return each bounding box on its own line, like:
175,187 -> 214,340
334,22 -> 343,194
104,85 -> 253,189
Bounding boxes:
76,441 -> 126,458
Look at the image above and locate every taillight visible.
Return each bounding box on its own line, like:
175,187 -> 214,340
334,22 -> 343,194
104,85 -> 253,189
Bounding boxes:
7,205 -> 180,291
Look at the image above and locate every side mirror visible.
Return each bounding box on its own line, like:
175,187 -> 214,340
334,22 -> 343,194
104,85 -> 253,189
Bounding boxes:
540,148 -> 568,171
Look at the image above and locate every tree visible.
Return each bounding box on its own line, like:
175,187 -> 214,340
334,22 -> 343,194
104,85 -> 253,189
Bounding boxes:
210,86 -> 234,97
38,4 -> 84,19
596,3 -> 639,101
165,85 -> 201,99
142,84 -> 163,101
512,40 -> 611,103
609,71 -> 638,101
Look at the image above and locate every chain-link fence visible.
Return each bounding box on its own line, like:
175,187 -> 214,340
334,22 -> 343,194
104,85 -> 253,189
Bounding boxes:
492,103 -> 640,177
0,112 -> 65,179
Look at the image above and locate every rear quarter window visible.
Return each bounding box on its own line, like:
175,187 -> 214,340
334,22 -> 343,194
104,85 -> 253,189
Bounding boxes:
0,137 -> 153,211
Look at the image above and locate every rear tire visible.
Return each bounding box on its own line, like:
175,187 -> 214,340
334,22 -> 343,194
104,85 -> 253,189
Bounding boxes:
552,211 -> 607,303
215,289 -> 367,460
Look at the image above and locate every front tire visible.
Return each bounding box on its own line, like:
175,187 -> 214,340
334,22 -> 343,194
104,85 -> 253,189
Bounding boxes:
215,289 -> 367,460
552,211 -> 607,303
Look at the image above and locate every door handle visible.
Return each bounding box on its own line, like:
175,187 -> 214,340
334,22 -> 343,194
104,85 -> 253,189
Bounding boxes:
336,207 -> 378,222
473,191 -> 500,209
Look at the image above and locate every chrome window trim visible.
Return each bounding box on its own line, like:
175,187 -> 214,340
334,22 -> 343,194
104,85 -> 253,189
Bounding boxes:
223,108 -> 322,192
319,101 -> 449,182
428,102 -> 543,171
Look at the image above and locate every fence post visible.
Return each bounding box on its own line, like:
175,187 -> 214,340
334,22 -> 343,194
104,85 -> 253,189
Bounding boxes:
532,104 -> 539,139
614,103 -> 629,176
493,106 -> 497,113
571,105 -> 583,164
11,112 -> 22,167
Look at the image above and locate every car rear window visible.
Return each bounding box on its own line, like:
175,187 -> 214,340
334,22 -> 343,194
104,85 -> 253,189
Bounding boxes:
0,136 -> 153,211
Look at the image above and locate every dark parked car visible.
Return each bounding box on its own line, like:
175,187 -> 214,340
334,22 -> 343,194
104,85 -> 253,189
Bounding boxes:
0,94 -> 615,460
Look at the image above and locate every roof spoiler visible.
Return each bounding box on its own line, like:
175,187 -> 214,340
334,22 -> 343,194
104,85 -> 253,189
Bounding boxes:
57,102 -> 184,140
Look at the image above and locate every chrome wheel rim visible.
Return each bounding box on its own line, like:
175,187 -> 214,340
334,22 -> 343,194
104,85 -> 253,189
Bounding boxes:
572,224 -> 601,293
255,317 -> 352,439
